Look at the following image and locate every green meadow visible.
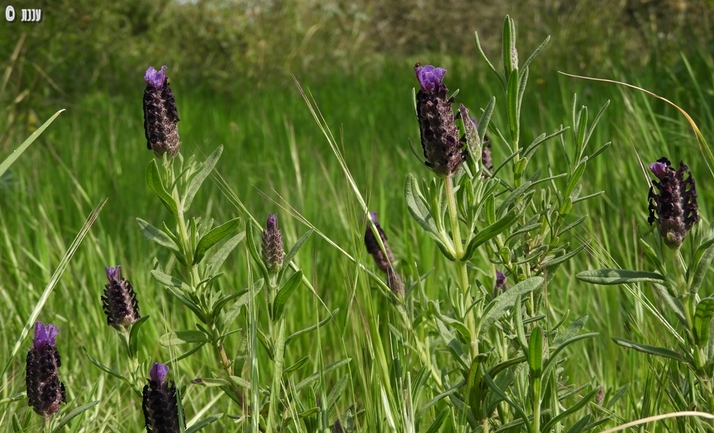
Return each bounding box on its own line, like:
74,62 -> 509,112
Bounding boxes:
3,3 -> 714,432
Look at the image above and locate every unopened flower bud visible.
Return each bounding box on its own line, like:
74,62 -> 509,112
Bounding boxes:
26,322 -> 66,418
143,66 -> 180,158
647,157 -> 698,249
102,265 -> 141,331
262,214 -> 284,274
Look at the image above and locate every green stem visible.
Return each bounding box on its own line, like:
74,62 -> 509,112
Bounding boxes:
532,377 -> 541,433
266,317 -> 286,433
445,176 -> 479,359
166,163 -> 245,408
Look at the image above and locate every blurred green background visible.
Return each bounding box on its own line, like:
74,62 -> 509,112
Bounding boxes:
3,0 -> 714,430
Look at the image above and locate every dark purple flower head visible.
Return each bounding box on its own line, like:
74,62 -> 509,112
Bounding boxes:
365,212 -> 404,296
143,362 -> 180,433
647,157 -> 699,249
143,65 -> 180,158
26,322 -> 66,418
144,66 -> 168,89
102,265 -> 141,331
33,321 -> 59,350
415,64 -> 447,93
414,62 -> 464,177
262,214 -> 284,274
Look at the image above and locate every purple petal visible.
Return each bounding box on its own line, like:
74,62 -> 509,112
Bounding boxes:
144,66 -> 168,88
266,214 -> 278,230
33,321 -> 59,349
105,265 -> 121,283
365,211 -> 378,225
149,362 -> 169,383
649,161 -> 669,179
414,64 -> 447,92
496,271 -> 506,286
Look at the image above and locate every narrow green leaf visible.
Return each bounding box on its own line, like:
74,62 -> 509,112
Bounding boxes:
151,269 -> 193,292
0,109 -> 64,179
51,401 -> 99,433
295,358 -> 351,391
246,227 -> 269,281
612,337 -> 688,363
528,326 -> 543,378
325,374 -> 349,412
405,173 -> 437,235
285,309 -> 337,346
219,288 -> 256,332
542,387 -> 599,432
576,269 -> 666,285
543,332 -> 598,377
278,229 -> 313,282
272,270 -> 303,321
429,301 -> 470,342
690,236 -> 714,294
129,315 -> 150,358
482,368 -> 530,430
502,15 -> 515,77
507,68 -> 520,142
464,207 -> 520,260
478,97 -> 496,149
184,145 -> 223,211
284,356 -> 310,375
543,243 -> 587,269
146,159 -> 178,217
206,232 -> 245,276
521,35 -> 550,71
193,217 -> 241,264
474,32 -> 506,89
82,347 -> 131,383
425,408 -> 449,433
574,106 -> 588,160
137,218 -> 183,259
553,315 -> 587,346
564,158 -> 588,199
185,414 -> 223,433
159,330 -> 209,346
479,277 -> 543,338
694,297 -> 714,347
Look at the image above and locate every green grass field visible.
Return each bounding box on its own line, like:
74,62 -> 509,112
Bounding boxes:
3,38 -> 714,432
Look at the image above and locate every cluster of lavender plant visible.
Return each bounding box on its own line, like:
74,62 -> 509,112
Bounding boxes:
22,14 -> 714,433
578,153 -> 714,424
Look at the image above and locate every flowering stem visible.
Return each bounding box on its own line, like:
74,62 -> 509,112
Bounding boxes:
164,160 -> 245,409
445,176 -> 479,359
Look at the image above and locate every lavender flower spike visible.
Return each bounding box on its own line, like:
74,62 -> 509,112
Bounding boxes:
414,63 -> 464,177
26,321 -> 66,418
262,214 -> 285,275
143,65 -> 181,158
647,157 -> 699,249
364,212 -> 404,296
143,362 -> 180,433
102,265 -> 141,331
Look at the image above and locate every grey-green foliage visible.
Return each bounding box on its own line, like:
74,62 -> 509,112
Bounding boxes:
399,16 -> 612,432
